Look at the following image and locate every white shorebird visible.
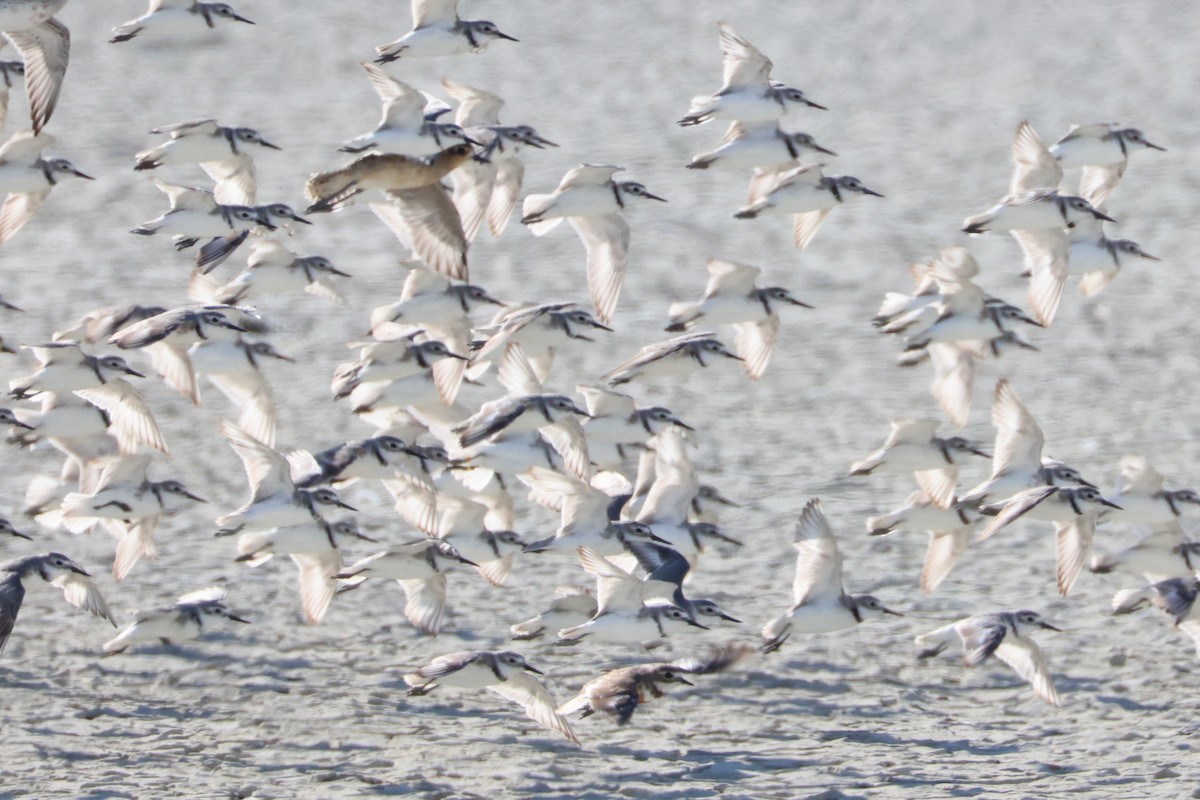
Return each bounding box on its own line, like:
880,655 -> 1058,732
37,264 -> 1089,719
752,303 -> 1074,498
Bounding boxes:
290,434 -> 437,489
510,585 -> 596,640
189,337 -> 291,448
471,302 -> 611,384
519,467 -> 667,556
521,163 -> 666,324
979,484 -> 1120,595
134,118 -> 278,208
761,499 -> 901,653
960,380 -> 1095,507
191,240 -> 349,305
233,519 -> 366,624
135,118 -> 277,171
131,179 -> 272,245
369,266 -> 503,335
111,1 -> 254,43
215,421 -> 356,536
59,453 -> 205,580
916,610 -> 1061,706
686,121 -> 835,173
962,189 -> 1112,235
558,643 -> 755,726
0,0 -> 70,133
602,331 -> 741,386
334,539 -> 478,635
0,129 -> 91,245
1112,577 -> 1200,659
577,385 -> 691,467
403,650 -> 577,744
554,547 -> 707,646
109,304 -> 255,405
666,259 -> 811,378
9,342 -> 144,399
734,162 -> 883,250
1014,213 -> 1160,311
443,77 -> 557,240
332,333 -> 465,400
341,63 -> 474,156
102,586 -> 249,655
849,419 -> 990,510
867,491 -> 979,593
434,498 -> 525,586
375,0 -> 517,62
1090,521 -> 1200,583
678,21 -> 825,127
1049,122 -> 1165,207
0,552 -> 115,654
1101,455 -> 1200,526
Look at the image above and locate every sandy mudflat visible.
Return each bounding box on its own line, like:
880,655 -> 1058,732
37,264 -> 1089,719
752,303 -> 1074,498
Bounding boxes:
1,1 -> 1200,798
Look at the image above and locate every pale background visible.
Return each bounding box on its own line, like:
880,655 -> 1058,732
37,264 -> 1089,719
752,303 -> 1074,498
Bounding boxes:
1,2 -> 1198,798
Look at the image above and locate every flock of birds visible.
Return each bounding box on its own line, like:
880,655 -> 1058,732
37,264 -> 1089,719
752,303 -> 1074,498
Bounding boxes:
0,0 -> 1196,748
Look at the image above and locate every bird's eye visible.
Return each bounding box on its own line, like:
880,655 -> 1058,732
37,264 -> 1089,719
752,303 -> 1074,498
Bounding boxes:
663,670 -> 675,679
54,559 -> 64,566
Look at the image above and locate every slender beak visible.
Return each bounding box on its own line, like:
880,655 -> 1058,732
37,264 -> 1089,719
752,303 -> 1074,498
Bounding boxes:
970,447 -> 993,458
648,531 -> 671,545
10,529 -> 32,540
673,419 -> 695,432
446,351 -> 469,361
723,351 -> 744,361
233,14 -> 255,24
786,297 -> 815,308
457,555 -> 479,567
1100,498 -> 1123,509
1077,476 -> 1097,488
643,192 -> 668,202
590,321 -> 614,332
257,219 -> 278,231
1144,141 -> 1167,151
258,139 -> 282,150
1022,316 -> 1045,328
462,135 -> 485,147
805,100 -> 828,110
228,613 -> 252,623
882,607 -> 904,617
718,612 -> 742,623
523,664 -> 544,675
495,31 -> 519,41
814,144 -> 838,156
335,499 -> 358,511
289,214 -> 313,225
222,322 -> 248,333
10,418 -> 34,430
73,169 -> 94,180
676,676 -> 695,686
1092,209 -> 1117,222
1017,340 -> 1040,352
1039,622 -> 1062,631
69,563 -> 91,576
686,619 -> 710,630
272,352 -> 296,363
122,366 -> 145,378
183,491 -> 207,503
862,188 -> 885,197
326,267 -> 353,277
1138,250 -> 1162,262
